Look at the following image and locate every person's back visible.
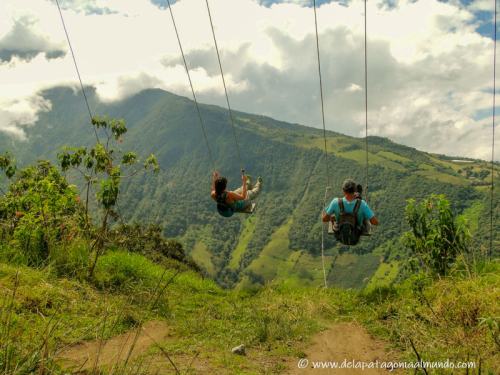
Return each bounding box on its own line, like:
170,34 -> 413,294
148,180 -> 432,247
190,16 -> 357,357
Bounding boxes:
323,179 -> 379,245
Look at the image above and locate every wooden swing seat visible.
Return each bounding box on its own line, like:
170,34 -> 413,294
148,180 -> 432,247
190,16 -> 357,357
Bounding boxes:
236,203 -> 256,214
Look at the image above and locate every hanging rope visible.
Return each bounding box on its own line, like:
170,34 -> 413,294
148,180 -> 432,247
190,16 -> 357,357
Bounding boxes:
204,0 -> 244,174
55,0 -> 99,142
321,186 -> 331,288
313,0 -> 331,188
313,0 -> 331,288
490,0 -> 497,258
363,0 -> 370,203
165,0 -> 216,172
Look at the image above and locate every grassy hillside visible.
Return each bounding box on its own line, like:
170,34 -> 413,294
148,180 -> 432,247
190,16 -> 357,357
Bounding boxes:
1,246 -> 499,374
1,87 -> 499,290
0,155 -> 499,374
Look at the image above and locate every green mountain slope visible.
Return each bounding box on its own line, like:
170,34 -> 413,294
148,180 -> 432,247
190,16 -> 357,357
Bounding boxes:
2,87 -> 499,289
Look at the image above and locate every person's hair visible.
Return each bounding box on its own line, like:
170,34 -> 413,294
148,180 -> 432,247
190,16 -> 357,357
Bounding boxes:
342,179 -> 356,194
215,176 -> 227,197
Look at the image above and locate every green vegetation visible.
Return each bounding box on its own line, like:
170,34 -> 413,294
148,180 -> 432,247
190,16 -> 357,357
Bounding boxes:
191,242 -> 215,275
405,195 -> 470,275
1,238 -> 499,373
366,260 -> 400,288
1,109 -> 499,372
228,216 -> 257,270
1,87 -> 498,290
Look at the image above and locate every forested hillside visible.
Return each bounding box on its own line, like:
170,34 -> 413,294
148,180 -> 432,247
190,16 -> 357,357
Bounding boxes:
1,87 -> 498,289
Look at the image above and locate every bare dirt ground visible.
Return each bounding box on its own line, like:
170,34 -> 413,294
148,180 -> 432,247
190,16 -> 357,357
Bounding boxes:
286,322 -> 400,374
58,321 -> 170,371
57,321 -> 398,374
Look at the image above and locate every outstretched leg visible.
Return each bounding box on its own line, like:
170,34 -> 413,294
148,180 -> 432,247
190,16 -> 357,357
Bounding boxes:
243,177 -> 262,208
234,180 -> 253,195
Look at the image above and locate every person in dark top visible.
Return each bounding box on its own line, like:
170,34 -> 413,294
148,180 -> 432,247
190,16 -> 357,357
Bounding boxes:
211,172 -> 263,217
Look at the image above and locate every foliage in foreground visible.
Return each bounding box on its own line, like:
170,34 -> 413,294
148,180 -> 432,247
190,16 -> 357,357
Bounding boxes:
1,243 -> 499,374
404,195 -> 470,276
361,259 -> 500,374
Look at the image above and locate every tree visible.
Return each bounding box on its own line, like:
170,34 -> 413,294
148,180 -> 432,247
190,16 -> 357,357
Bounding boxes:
57,116 -> 159,277
404,195 -> 469,276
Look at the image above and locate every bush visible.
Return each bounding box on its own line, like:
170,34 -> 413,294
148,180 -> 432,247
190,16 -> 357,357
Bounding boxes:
0,160 -> 85,266
404,195 -> 470,276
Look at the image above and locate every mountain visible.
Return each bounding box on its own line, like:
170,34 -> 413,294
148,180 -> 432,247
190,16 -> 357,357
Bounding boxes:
1,87 -> 499,289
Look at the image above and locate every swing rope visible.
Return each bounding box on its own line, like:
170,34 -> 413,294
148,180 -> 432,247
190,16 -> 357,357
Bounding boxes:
363,0 -> 370,203
55,0 -> 98,142
55,0 -> 136,228
490,0 -> 497,258
314,0 -> 372,287
165,0 -> 216,172
313,0 -> 331,188
205,0 -> 245,174
313,0 -> 330,289
321,186 -> 331,288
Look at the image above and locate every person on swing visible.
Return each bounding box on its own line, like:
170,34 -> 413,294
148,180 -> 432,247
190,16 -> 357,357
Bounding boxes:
322,179 -> 379,227
211,172 -> 263,217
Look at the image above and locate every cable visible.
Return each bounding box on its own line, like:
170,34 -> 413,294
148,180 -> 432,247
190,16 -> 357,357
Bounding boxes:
313,0 -> 331,287
320,186 -> 331,289
313,0 -> 331,187
55,0 -> 99,142
165,0 -> 216,172
204,0 -> 244,174
364,0 -> 370,203
490,0 -> 497,258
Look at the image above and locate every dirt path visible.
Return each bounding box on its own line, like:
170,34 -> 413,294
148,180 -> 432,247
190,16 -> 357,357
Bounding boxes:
57,321 -> 398,374
58,321 -> 170,370
286,322 -> 399,374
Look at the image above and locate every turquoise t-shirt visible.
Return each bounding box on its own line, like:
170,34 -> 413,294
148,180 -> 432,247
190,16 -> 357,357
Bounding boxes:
325,198 -> 374,226
217,193 -> 245,217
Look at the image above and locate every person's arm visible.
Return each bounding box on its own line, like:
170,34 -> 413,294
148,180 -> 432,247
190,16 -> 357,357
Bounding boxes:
212,171 -> 218,191
229,174 -> 248,201
323,198 -> 337,222
363,201 -> 378,226
322,213 -> 335,222
211,171 -> 218,201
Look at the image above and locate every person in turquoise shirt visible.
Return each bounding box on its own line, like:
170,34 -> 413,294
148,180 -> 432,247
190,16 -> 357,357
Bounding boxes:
211,171 -> 263,217
322,179 -> 379,227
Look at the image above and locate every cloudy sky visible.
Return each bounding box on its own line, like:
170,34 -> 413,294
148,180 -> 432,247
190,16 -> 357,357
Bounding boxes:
0,0 -> 498,160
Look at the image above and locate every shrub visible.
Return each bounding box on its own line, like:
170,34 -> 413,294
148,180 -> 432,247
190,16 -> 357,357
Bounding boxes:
404,195 -> 470,276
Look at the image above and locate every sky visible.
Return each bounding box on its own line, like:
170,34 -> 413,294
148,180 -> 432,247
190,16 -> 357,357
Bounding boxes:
0,0 -> 499,161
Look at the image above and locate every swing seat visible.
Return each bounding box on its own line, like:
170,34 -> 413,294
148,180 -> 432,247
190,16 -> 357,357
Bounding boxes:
328,220 -> 371,236
328,220 -> 336,235
361,220 -> 372,236
236,203 -> 256,214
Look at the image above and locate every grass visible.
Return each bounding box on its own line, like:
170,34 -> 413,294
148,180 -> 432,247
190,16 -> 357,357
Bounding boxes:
414,169 -> 469,185
360,261 -> 500,373
245,220 -> 294,281
377,151 -> 413,163
0,247 -> 359,374
1,241 -> 500,374
191,242 -> 215,276
228,217 -> 258,270
366,260 -> 400,288
328,253 -> 382,289
242,219 -> 334,288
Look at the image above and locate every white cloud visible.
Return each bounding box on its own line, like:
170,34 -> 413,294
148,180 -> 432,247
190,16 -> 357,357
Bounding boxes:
0,92 -> 52,139
0,10 -> 66,62
346,83 -> 362,92
0,0 -> 498,161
